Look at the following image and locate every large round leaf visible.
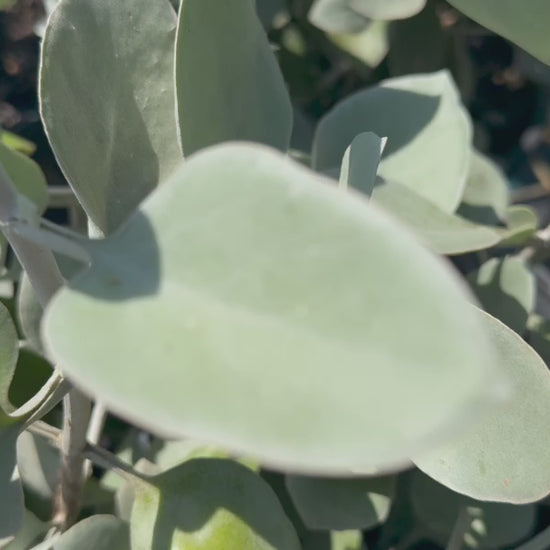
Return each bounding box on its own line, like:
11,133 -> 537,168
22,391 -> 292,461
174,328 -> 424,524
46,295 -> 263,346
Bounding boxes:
313,71 -> 472,212
175,0 -> 292,155
468,256 -> 535,335
43,143 -> 503,474
53,515 -> 130,550
448,0 -> 550,66
130,458 -> 300,549
410,470 -> 536,549
39,0 -> 182,234
414,310 -> 550,503
286,474 -> 395,530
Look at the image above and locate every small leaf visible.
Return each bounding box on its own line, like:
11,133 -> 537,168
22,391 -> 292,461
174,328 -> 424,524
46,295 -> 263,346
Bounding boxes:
0,142 -> 48,217
328,21 -> 389,68
351,0 -> 426,21
308,0 -> 370,34
16,273 -> 43,353
130,458 -> 300,550
448,0 -> 550,66
339,132 -> 385,196
0,130 -> 36,156
414,310 -> 550,503
308,0 -> 426,33
468,256 -> 535,335
371,179 -> 500,255
410,470 -> 536,549
40,0 -> 182,234
313,71 -> 472,212
498,205 -> 538,247
53,515 -> 130,550
175,0 -> 292,155
458,151 -> 509,227
286,474 -> 395,530
43,143 -> 504,474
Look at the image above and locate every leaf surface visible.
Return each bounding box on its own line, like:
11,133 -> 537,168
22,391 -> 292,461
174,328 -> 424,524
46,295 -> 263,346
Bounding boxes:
175,0 -> 292,155
43,143 -> 503,473
313,71 -> 471,212
40,0 -> 181,233
414,310 -> 550,503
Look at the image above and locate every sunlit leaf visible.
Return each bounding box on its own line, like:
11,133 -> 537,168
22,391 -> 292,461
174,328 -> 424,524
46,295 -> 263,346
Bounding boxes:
414,310 -> 550,503
498,205 -> 538,247
328,21 -> 389,68
371,179 -> 500,255
339,132 -> 385,196
130,458 -> 300,549
286,474 -> 395,530
43,143 -> 504,474
313,71 -> 471,212
448,0 -> 550,66
410,470 -> 536,549
40,0 -> 182,233
0,130 -> 36,156
468,256 -> 535,335
175,0 -> 292,155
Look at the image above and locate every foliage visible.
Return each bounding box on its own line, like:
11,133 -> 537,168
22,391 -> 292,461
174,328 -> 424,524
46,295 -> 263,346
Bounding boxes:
0,0 -> 550,548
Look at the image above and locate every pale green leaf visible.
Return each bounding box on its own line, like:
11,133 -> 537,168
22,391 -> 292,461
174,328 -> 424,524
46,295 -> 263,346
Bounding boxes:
498,205 -> 538,247
43,143 -> 503,474
0,142 -> 48,216
175,0 -> 292,155
458,151 -> 509,226
313,71 -> 472,212
351,0 -> 426,21
339,132 -> 385,196
371,179 -> 500,255
468,256 -> 535,335
16,273 -> 43,353
39,0 -> 182,234
448,0 -> 550,66
414,310 -> 550,503
130,458 -> 300,550
53,515 -> 130,550
308,0 -> 370,33
410,470 -> 536,549
0,130 -> 36,156
286,474 -> 395,530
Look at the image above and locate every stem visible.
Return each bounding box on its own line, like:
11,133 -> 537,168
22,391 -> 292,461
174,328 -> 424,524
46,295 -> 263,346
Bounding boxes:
0,166 -> 92,530
446,506 -> 470,550
84,402 -> 107,478
53,389 -> 92,530
27,421 -> 146,484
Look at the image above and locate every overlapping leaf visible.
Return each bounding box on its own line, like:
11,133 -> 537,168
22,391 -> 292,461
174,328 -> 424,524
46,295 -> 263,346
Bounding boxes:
175,0 -> 292,155
414,310 -> 550,503
313,71 -> 472,212
43,143 -> 504,473
130,458 -> 300,549
468,256 -> 535,335
40,0 -> 182,234
286,474 -> 395,530
53,515 -> 130,550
